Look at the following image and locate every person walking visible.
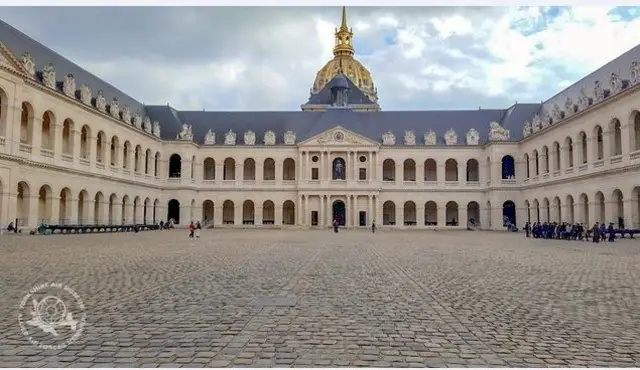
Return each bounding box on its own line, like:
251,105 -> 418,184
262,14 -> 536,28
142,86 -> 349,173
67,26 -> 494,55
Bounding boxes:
195,221 -> 202,239
333,219 -> 339,233
188,221 -> 195,238
371,220 -> 376,233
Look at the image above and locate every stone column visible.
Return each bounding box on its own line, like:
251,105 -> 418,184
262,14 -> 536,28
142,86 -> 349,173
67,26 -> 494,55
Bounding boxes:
352,152 -> 357,181
326,195 -> 332,227
438,203 -> 447,227
459,206 -> 468,228
305,195 -> 309,226
437,164 -> 446,186
52,123 -> 63,160
215,163 -> 224,181
602,131 -> 611,160
255,205 -> 263,226
417,203 -> 425,227
234,204 -> 242,226
83,198 -> 95,224
368,152 -> 373,181
49,195 -> 60,225
458,163 -> 465,185
89,135 -> 98,169
417,161 -> 424,183
72,129 -> 81,164
623,122 -> 633,157
68,197 -> 78,225
326,152 -> 332,181
235,162 -> 243,183
297,195 -> 303,225
319,195 -> 324,227
214,205 -> 223,226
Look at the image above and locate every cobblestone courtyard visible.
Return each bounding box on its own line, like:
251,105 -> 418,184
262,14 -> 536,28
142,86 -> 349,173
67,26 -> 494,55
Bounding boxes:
1,229 -> 640,368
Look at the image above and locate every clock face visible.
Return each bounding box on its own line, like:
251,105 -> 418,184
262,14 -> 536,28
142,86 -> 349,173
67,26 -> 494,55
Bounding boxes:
334,132 -> 344,142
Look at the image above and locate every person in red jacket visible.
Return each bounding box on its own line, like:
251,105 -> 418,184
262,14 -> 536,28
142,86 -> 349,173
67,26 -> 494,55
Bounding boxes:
188,222 -> 195,238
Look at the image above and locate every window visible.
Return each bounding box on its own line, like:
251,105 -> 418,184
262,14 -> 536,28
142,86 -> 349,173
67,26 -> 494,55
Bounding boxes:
311,168 -> 319,180
359,168 -> 367,180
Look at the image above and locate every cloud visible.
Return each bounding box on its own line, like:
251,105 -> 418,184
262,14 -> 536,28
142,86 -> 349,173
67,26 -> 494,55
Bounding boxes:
1,6 -> 639,111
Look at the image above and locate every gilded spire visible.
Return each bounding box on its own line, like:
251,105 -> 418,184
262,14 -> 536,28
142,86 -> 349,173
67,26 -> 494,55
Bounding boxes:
333,6 -> 354,57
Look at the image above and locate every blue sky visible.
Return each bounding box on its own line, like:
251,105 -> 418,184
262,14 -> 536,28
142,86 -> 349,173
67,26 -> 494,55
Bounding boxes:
1,6 -> 640,111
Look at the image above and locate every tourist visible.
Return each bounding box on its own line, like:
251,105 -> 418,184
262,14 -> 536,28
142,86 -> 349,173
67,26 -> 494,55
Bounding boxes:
371,220 -> 376,233
188,221 -> 195,238
159,220 -> 164,230
608,222 -> 616,242
592,223 -> 600,243
524,221 -> 530,237
195,221 -> 202,238
7,222 -> 16,233
333,219 -> 339,233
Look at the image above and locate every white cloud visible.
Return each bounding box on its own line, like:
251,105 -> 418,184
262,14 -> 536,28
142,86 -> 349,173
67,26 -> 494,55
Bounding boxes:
3,6 -> 639,110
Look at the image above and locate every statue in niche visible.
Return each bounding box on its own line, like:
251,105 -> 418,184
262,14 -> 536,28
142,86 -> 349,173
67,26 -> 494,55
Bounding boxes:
332,157 -> 346,180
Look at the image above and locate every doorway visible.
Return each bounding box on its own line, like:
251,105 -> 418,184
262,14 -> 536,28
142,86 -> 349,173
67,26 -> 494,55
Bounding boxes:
311,211 -> 318,226
359,211 -> 366,226
332,200 -> 346,226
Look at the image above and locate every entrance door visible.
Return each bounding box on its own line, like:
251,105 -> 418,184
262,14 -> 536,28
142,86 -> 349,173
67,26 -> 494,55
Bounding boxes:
332,200 -> 346,226
311,211 -> 318,226
359,211 -> 366,226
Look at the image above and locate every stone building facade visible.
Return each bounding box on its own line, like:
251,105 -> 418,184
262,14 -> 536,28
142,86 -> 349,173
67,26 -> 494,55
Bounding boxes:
0,9 -> 639,231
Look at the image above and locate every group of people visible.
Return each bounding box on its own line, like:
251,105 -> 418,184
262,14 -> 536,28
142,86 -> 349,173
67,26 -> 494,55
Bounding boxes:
524,221 -> 621,242
332,219 -> 377,233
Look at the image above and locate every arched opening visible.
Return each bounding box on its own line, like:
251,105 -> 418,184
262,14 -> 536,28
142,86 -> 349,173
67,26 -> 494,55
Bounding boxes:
594,125 -> 604,160
143,197 -> 151,224
190,156 -> 196,180
579,131 -> 588,164
20,102 -> 34,145
0,88 -> 7,137
94,192 -> 104,224
133,196 -> 141,224
595,191 -> 605,223
41,111 -> 54,151
542,198 -> 550,222
96,131 -> 106,163
633,111 -> 640,152
222,200 -> 234,224
169,154 -> 182,178
610,119 -> 622,156
243,158 -> 256,181
110,136 -> 120,166
59,187 -> 71,225
553,141 -> 561,171
282,200 -> 295,225
153,199 -> 159,223
403,159 -> 416,181
332,200 -> 346,226
167,199 -> 180,224
16,181 -> 30,227
77,190 -> 88,224
565,137 -> 574,168
145,149 -> 152,174
382,201 -> 395,225
38,185 -> 52,225
524,200 -> 531,223
552,196 -> 561,223
501,155 -> 515,179
445,201 -> 459,226
382,159 -> 395,181
467,201 -> 480,226
80,125 -> 90,159
524,154 -> 530,178
203,158 -> 216,180
62,119 -> 73,156
445,159 -> 458,181
612,189 -> 624,227
565,195 -> 575,223
262,200 -> 275,225
134,145 -> 142,172
424,201 -> 437,225
424,159 -> 437,181
154,153 -> 160,177
122,141 -> 132,169
579,193 -> 589,225
633,187 -> 640,228
263,158 -> 276,181
121,195 -> 130,224
532,199 -> 540,222
403,201 -> 416,226
202,200 -> 214,225
243,200 -> 255,224
332,157 -> 346,180
541,146 -> 549,173
502,200 -> 516,227
466,159 -> 479,182
109,194 -> 120,225
223,158 -> 235,180
283,158 -> 296,181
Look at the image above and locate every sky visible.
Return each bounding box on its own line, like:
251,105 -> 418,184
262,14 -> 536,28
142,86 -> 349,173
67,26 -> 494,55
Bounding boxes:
2,6 -> 640,111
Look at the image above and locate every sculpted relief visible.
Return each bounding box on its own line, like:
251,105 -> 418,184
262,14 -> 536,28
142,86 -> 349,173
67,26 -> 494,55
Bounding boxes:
109,98 -> 120,119
152,121 -> 161,137
264,130 -> 276,145
444,128 -> 457,145
488,121 -> 510,141
177,123 -> 193,141
244,130 -> 256,145
42,62 -> 56,89
424,130 -> 436,145
204,129 -> 216,145
133,111 -> 143,128
225,130 -> 237,145
382,131 -> 395,145
21,52 -> 35,76
80,85 -> 92,105
96,90 -> 107,113
143,117 -> 152,133
63,74 -> 75,97
466,128 -> 479,145
404,131 -> 416,145
284,130 -> 296,145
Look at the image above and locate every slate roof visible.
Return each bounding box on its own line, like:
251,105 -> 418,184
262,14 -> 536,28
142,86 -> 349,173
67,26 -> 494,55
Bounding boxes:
146,105 -> 511,145
305,73 -> 374,106
0,19 -> 144,115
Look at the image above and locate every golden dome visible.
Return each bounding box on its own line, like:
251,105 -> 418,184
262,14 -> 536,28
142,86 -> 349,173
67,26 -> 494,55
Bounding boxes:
311,7 -> 378,103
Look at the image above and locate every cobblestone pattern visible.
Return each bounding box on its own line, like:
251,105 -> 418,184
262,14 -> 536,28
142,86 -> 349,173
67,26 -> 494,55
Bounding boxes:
1,230 -> 640,367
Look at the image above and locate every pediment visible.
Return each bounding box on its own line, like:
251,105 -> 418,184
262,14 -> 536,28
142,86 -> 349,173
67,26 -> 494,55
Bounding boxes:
0,42 -> 31,77
299,126 -> 379,147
